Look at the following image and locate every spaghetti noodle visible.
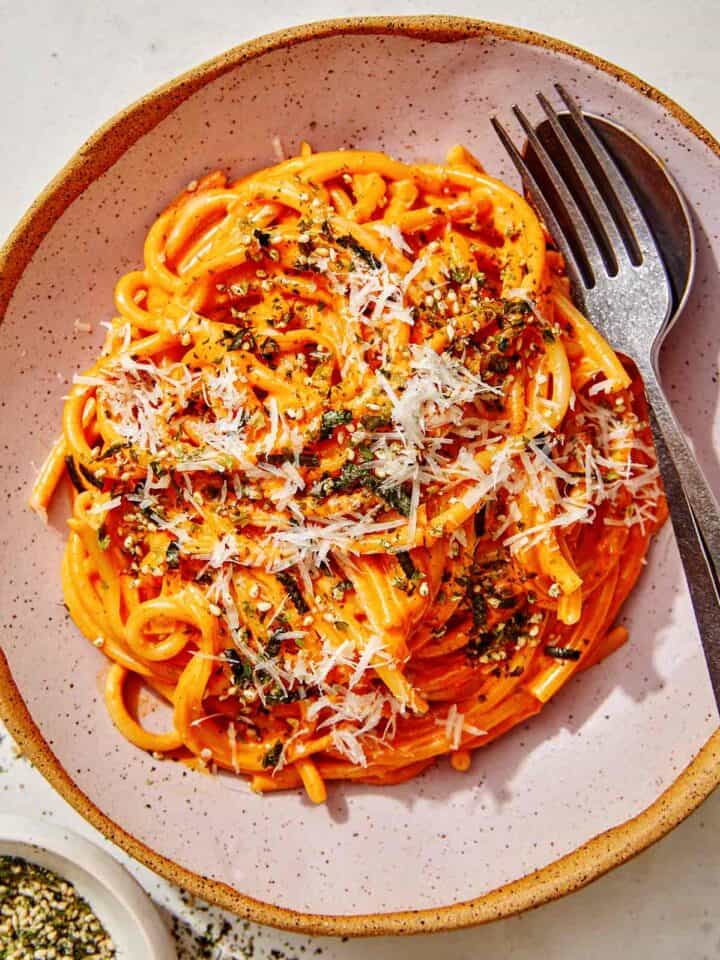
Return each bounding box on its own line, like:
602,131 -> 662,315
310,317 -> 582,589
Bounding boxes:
31,144 -> 666,803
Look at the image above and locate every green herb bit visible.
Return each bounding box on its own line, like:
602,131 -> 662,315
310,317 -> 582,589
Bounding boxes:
487,354 -> 510,375
260,336 -> 280,359
224,648 -> 254,686
265,686 -> 305,705
468,586 -> 488,630
166,540 -> 180,569
262,740 -> 283,768
265,629 -> 284,658
377,484 -> 411,517
275,571 -> 309,613
225,327 -> 257,352
544,645 -> 581,661
449,265 -> 471,284
140,503 -> 165,526
96,441 -> 131,461
319,408 -> 352,440
504,298 -> 533,315
474,505 -> 487,538
497,595 -> 518,609
397,551 -> 418,580
266,450 -> 320,468
331,579 -> 353,600
361,413 -> 391,431
336,234 -> 381,269
64,455 -> 86,493
97,524 -> 111,551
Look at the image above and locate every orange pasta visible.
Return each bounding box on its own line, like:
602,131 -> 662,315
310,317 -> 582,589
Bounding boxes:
31,145 -> 665,802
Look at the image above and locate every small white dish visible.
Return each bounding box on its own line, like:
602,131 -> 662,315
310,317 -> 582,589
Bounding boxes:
0,815 -> 176,960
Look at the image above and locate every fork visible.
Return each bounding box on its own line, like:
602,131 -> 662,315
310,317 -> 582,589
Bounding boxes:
492,86 -> 720,700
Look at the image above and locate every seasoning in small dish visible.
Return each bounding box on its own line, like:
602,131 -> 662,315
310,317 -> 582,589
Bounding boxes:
0,855 -> 115,958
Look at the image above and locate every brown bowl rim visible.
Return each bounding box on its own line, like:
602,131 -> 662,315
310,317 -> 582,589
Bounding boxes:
1,14 -> 718,937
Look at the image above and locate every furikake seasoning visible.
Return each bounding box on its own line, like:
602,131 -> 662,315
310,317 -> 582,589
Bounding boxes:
0,855 -> 115,958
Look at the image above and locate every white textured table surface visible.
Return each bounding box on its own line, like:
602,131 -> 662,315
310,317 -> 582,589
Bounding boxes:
1,2 -> 719,957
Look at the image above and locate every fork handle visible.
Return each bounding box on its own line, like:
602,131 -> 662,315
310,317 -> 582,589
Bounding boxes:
641,362 -> 720,596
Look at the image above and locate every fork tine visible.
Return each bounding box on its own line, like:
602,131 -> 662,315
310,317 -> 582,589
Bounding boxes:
535,91 -> 625,271
490,116 -> 593,291
511,104 -> 610,285
554,84 -> 662,263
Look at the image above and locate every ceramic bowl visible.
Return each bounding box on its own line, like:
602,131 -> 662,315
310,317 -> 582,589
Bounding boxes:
0,815 -> 176,958
0,16 -> 718,936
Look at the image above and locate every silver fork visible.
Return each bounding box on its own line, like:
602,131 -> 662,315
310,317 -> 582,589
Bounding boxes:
492,86 -> 720,701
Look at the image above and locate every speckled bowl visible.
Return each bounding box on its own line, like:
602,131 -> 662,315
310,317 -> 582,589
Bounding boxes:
0,16 -> 719,937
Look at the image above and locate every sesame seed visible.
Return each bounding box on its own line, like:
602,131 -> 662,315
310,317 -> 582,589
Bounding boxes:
200,748 -> 213,761
93,637 -> 105,648
256,601 -> 272,613
208,603 -> 222,616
